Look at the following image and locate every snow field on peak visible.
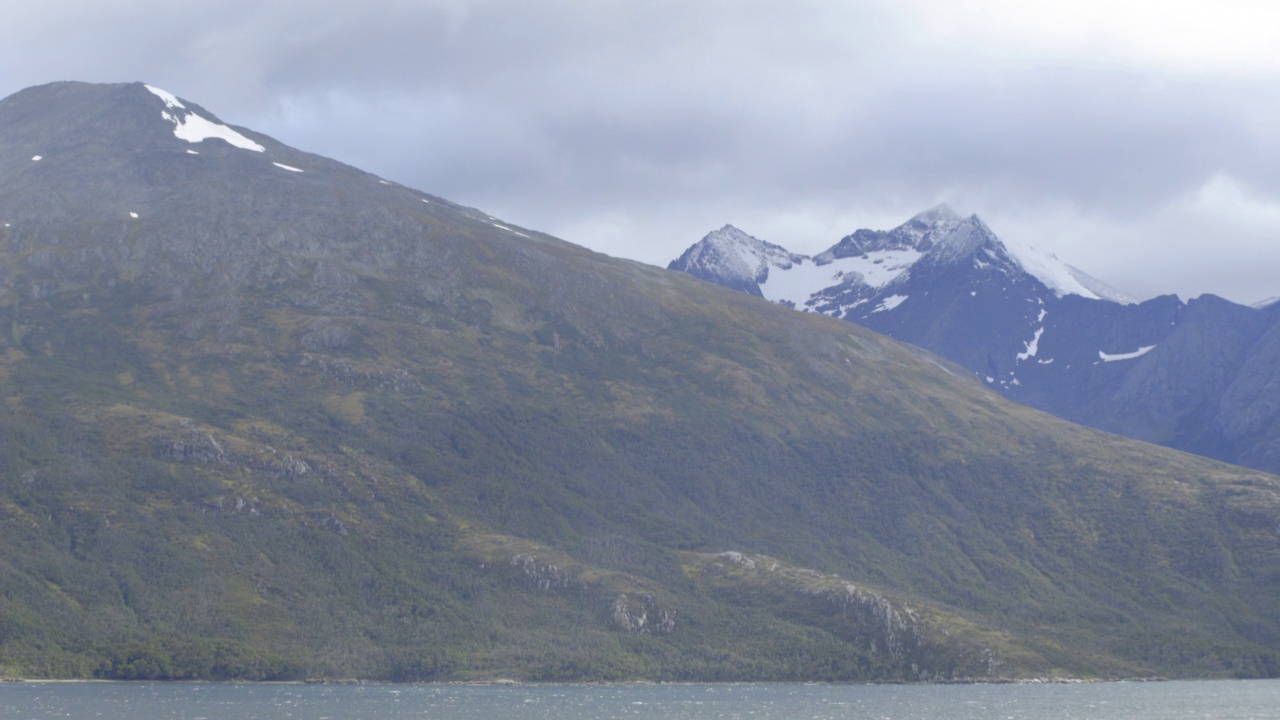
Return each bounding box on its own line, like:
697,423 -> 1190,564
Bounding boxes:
145,85 -> 184,109
759,250 -> 921,307
145,85 -> 265,153
926,216 -> 1134,305
999,234 -> 1134,304
1007,241 -> 1098,299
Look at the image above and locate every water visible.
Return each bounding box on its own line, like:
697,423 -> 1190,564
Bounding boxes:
1,680 -> 1277,719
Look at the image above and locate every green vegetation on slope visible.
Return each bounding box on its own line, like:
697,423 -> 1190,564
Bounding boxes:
0,81 -> 1277,681
0,256 -> 1275,682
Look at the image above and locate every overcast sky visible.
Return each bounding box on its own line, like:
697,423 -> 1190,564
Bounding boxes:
5,0 -> 1280,304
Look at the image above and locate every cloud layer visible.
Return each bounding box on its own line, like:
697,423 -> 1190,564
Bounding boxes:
4,0 -> 1280,303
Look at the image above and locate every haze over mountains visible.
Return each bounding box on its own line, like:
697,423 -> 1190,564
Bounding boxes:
0,81 -> 1277,682
671,208 -> 1280,475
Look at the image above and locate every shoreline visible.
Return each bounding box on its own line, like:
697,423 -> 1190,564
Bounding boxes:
1,676 -> 1192,686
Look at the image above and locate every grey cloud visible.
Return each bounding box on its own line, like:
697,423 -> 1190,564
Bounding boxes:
3,1 -> 1280,303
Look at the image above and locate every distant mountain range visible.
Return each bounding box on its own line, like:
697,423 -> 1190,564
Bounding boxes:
0,81 -> 1278,682
671,206 -> 1280,474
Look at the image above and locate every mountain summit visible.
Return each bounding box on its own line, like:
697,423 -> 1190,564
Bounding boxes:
2,82 -> 1279,681
816,203 -> 963,261
666,224 -> 805,296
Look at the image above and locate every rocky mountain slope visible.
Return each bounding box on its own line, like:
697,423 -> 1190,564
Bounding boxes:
671,207 -> 1280,474
0,82 -> 1278,681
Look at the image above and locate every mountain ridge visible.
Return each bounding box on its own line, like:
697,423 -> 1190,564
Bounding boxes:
670,209 -> 1280,474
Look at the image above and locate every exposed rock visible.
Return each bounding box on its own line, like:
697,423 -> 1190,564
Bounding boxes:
510,553 -> 571,591
610,593 -> 676,634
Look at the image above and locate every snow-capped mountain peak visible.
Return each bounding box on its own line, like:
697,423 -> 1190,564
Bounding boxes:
899,203 -> 965,247
901,213 -> 1135,304
667,225 -> 805,297
815,203 -> 966,263
929,214 -> 1001,263
670,207 -> 1137,316
915,202 -> 961,222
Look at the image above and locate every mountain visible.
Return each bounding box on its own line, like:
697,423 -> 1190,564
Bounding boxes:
1,82 -> 1278,682
670,208 -> 1280,475
665,224 -> 806,297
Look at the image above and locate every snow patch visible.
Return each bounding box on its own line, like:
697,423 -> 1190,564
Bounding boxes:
186,150 -> 199,155
831,298 -> 871,317
1016,327 -> 1045,362
492,222 -> 530,238
129,212 -> 138,219
174,114 -> 265,151
1099,345 -> 1156,362
31,155 -> 42,161
146,84 -> 265,152
272,162 -> 303,173
871,295 -> 909,313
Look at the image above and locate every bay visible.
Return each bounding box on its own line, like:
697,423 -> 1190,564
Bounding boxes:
1,679 -> 1277,719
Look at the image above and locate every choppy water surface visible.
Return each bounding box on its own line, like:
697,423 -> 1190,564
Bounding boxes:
1,679 -> 1277,720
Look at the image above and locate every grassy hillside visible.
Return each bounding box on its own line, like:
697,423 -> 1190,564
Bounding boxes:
0,246 -> 1276,681
0,81 -> 1276,681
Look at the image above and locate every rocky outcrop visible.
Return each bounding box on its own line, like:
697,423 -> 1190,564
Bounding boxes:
686,551 -> 1027,680
511,553 -> 572,591
461,534 -> 678,635
610,593 -> 676,634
